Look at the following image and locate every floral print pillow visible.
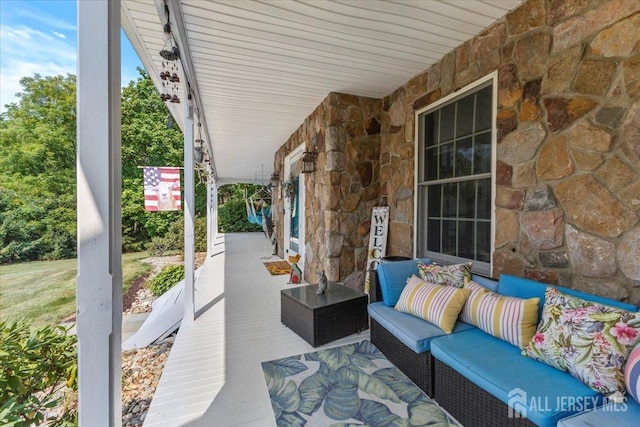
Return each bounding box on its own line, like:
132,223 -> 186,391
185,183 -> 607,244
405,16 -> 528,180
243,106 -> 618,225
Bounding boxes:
416,262 -> 471,288
522,287 -> 640,402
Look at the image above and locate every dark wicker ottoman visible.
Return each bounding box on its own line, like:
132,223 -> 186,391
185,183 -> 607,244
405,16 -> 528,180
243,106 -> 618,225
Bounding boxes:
281,282 -> 368,347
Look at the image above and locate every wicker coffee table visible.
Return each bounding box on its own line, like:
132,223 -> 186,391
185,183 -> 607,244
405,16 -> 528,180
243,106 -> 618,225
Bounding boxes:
281,282 -> 369,347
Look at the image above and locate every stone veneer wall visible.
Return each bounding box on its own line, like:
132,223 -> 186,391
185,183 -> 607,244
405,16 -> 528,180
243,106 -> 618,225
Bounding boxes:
273,93 -> 382,290
377,0 -> 640,303
274,0 -> 640,301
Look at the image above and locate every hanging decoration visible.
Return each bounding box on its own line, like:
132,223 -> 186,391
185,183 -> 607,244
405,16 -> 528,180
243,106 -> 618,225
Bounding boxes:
159,36 -> 179,61
194,121 -> 205,164
281,177 -> 297,202
142,167 -> 182,212
194,120 -> 211,185
158,4 -> 180,104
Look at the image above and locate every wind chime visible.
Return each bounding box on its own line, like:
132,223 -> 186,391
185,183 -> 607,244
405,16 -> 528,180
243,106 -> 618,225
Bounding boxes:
159,60 -> 180,103
159,7 -> 180,104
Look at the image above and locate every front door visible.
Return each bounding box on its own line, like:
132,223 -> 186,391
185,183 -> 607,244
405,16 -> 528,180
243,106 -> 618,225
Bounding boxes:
283,145 -> 306,268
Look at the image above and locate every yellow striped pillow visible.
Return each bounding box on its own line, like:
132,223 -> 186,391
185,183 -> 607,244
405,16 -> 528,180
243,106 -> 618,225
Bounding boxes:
395,275 -> 470,334
461,281 -> 539,349
460,281 -> 490,324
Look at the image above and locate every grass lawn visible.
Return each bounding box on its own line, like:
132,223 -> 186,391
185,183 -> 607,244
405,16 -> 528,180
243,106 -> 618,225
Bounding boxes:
0,252 -> 153,328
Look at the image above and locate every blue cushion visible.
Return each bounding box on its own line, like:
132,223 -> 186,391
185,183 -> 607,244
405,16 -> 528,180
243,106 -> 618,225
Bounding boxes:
498,274 -> 638,320
377,258 -> 432,306
368,302 -> 474,354
431,329 -> 604,427
471,274 -> 498,292
557,400 -> 640,427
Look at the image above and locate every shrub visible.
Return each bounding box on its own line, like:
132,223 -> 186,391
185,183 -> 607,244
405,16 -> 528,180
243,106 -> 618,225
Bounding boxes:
121,236 -> 145,253
218,198 -> 262,233
147,235 -> 176,256
148,215 -> 208,256
195,216 -> 207,253
146,219 -> 182,256
150,264 -> 185,296
0,321 -> 77,426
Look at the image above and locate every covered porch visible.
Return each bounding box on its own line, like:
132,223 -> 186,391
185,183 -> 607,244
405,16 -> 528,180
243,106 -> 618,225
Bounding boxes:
74,0 -> 640,425
142,232 -> 369,426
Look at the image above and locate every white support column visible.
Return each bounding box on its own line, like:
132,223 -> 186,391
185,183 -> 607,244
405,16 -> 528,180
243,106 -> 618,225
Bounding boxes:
207,177 -> 218,255
206,178 -> 213,255
184,102 -> 195,321
76,1 -> 122,425
212,180 -> 219,242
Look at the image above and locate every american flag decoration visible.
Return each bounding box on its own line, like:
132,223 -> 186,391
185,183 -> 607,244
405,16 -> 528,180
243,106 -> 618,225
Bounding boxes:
143,167 -> 182,212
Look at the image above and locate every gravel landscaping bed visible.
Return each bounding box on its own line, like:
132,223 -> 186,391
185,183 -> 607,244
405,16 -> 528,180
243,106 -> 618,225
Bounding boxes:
49,253 -> 207,424
122,337 -> 174,426
120,252 -> 205,424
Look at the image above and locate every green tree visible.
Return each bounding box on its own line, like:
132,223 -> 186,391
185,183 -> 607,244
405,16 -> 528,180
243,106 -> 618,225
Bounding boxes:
120,68 -> 183,250
0,74 -> 77,262
217,184 -> 266,233
120,68 -> 208,251
0,70 -> 209,262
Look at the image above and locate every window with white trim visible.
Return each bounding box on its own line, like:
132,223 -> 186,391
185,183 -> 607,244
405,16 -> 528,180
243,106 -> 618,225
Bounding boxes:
416,79 -> 494,275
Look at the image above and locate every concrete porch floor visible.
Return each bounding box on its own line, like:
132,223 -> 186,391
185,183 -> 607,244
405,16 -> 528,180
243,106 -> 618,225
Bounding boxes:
143,232 -> 370,426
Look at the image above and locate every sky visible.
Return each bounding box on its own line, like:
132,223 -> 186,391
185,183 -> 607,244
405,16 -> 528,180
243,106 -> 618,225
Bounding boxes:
0,0 -> 144,113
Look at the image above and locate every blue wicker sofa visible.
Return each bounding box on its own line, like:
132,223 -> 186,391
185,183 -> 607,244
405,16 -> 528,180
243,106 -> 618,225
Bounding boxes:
368,259 -> 640,427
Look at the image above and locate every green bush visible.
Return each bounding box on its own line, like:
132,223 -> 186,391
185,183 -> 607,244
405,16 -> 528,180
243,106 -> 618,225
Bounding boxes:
121,236 -> 145,253
0,321 -> 77,426
218,198 -> 262,233
195,216 -> 207,253
150,264 -> 185,296
147,216 -> 207,256
147,235 -> 177,257
146,218 -> 182,256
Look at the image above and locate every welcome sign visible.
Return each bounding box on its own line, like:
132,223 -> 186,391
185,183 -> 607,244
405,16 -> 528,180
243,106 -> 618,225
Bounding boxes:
364,206 -> 389,294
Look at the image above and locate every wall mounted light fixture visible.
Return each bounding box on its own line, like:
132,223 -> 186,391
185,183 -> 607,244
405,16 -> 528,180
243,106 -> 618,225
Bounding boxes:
270,172 -> 280,188
301,147 -> 318,174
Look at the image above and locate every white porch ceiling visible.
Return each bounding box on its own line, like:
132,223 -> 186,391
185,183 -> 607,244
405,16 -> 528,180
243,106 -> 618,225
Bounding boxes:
121,0 -> 523,184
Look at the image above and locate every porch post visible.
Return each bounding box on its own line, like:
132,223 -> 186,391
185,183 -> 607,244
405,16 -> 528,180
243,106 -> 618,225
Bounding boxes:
207,177 -> 218,255
76,0 -> 122,425
184,100 -> 195,321
213,180 -> 219,242
206,177 -> 212,254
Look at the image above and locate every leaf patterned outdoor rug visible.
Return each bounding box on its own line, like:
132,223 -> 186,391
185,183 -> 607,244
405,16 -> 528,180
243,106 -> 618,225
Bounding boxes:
261,340 -> 460,426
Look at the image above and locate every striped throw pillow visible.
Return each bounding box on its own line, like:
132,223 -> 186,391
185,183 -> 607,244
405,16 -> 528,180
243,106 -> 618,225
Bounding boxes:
460,280 -> 490,324
626,343 -> 640,404
395,275 -> 470,334
461,281 -> 539,349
